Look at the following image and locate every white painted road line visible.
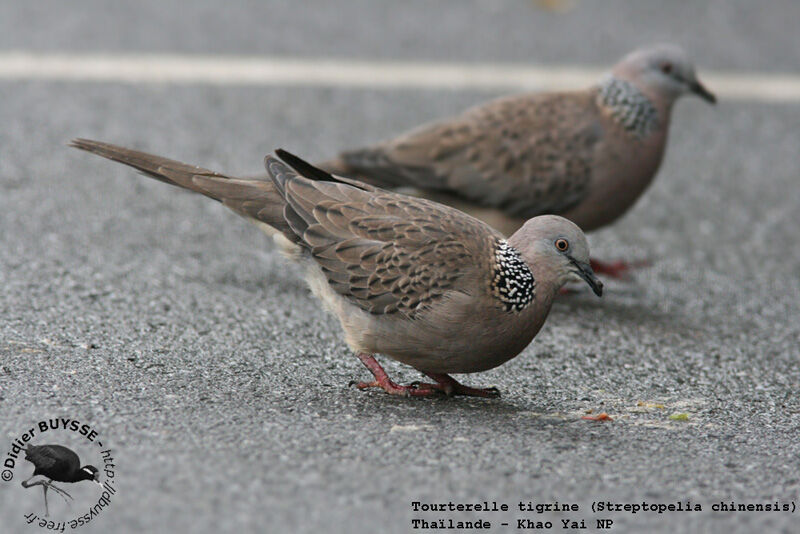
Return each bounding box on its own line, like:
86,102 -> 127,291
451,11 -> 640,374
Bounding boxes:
1,51 -> 799,102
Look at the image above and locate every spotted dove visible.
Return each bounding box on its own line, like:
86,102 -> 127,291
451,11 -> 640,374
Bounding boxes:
71,139 -> 602,397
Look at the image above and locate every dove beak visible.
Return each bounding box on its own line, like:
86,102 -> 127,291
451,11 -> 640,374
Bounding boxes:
690,79 -> 716,104
570,258 -> 603,297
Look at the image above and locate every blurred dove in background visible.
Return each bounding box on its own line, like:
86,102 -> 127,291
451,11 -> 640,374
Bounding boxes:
322,44 -> 716,278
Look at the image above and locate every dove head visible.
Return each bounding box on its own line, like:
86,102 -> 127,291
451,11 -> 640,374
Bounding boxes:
612,44 -> 716,105
508,215 -> 602,297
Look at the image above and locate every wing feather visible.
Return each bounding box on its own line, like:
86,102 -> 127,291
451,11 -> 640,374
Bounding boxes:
339,90 -> 603,219
267,154 -> 502,316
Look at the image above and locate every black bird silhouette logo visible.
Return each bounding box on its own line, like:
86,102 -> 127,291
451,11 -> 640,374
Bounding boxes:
20,444 -> 101,516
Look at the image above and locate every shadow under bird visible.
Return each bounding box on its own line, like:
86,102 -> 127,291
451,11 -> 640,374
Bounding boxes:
22,444 -> 101,517
72,140 -> 601,397
320,44 -> 716,278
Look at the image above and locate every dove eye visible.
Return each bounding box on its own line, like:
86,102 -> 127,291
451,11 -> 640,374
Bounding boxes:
554,239 -> 569,252
661,62 -> 673,74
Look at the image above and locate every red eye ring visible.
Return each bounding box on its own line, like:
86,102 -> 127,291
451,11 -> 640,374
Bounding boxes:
555,239 -> 569,251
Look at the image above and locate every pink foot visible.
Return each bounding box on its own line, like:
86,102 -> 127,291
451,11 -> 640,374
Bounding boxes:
419,372 -> 501,398
351,353 -> 440,397
351,379 -> 440,397
351,354 -> 500,398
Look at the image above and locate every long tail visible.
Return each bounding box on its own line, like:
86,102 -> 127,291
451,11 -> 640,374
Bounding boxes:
70,139 -> 295,238
71,138 -> 247,199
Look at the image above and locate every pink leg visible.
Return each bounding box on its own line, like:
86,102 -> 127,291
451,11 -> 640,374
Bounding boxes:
351,353 -> 440,397
350,354 -> 500,398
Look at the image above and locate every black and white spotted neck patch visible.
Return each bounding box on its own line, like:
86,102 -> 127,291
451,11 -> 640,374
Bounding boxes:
490,240 -> 535,313
597,76 -> 659,138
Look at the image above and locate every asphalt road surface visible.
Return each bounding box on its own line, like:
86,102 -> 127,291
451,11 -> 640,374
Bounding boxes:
1,1 -> 799,533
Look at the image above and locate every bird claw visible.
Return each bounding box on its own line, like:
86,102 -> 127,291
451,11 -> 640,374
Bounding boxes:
351,378 -> 435,397
353,354 -> 501,399
353,375 -> 501,398
420,373 -> 502,398
350,379 -> 380,390
409,380 -> 442,392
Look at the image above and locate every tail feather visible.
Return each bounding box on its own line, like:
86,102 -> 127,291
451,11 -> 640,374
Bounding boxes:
71,140 -> 388,248
71,138 -> 298,241
70,138 -> 231,199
